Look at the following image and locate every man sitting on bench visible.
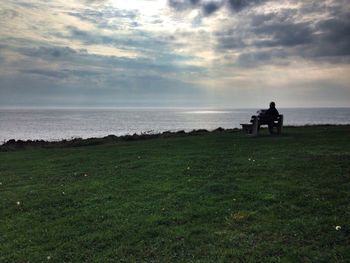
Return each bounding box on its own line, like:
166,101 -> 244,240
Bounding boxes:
241,102 -> 283,136
258,102 -> 279,134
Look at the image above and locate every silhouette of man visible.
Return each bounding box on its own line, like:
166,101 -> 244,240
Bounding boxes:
259,102 -> 279,134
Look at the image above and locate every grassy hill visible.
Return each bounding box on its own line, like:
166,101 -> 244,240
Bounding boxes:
1,126 -> 349,262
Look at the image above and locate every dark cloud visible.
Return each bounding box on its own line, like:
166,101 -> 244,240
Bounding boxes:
169,0 -> 224,16
20,46 -> 79,59
167,0 -> 350,66
298,17 -> 350,59
168,0 -> 268,15
316,17 -> 350,48
215,33 -> 246,50
253,22 -> 314,48
250,9 -> 298,27
168,0 -> 201,12
251,11 -> 350,58
213,0 -> 350,66
227,0 -> 267,12
203,2 -> 222,15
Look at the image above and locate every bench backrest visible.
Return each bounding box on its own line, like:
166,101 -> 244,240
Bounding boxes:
251,114 -> 283,123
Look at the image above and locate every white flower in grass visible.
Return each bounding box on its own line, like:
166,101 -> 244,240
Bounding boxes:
248,158 -> 251,161
62,192 -> 65,195
187,166 -> 190,170
335,226 -> 341,231
16,201 -> 20,205
84,173 -> 88,177
47,255 -> 51,260
0,182 -> 2,185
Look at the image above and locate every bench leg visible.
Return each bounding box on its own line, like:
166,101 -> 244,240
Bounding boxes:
252,118 -> 259,136
277,115 -> 283,134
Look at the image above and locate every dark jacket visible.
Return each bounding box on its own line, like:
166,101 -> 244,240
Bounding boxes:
265,107 -> 279,119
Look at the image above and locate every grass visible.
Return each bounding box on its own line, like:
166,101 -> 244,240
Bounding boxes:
1,125 -> 350,262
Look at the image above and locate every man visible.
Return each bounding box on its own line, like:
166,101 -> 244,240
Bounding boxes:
259,102 -> 279,134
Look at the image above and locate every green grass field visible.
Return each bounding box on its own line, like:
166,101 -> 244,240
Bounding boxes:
1,126 -> 350,262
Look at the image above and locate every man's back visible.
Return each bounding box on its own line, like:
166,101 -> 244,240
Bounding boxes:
265,107 -> 279,119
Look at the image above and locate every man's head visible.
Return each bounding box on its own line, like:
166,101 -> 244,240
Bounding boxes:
270,101 -> 276,108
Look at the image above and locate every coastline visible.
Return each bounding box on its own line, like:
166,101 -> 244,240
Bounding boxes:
1,124 -> 349,151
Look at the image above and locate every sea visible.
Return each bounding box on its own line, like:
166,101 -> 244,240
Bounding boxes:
0,107 -> 349,143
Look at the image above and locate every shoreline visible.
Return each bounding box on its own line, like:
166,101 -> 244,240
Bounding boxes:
0,127 -> 226,150
1,124 -> 349,151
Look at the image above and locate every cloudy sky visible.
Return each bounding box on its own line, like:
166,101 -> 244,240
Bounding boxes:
1,0 -> 349,108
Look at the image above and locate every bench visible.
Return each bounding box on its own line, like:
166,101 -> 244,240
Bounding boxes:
241,114 -> 283,136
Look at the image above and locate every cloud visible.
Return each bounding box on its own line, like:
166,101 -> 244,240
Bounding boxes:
0,8 -> 18,19
20,46 -> 79,59
253,22 -> 313,48
212,0 -> 350,68
236,49 -> 289,67
168,0 -> 269,15
168,0 -> 225,16
202,1 -> 223,15
167,0 -> 350,66
79,0 -> 109,5
0,0 -> 349,107
227,0 -> 267,12
20,69 -> 69,78
67,8 -> 138,29
20,68 -> 106,79
168,0 -> 201,12
312,16 -> 350,57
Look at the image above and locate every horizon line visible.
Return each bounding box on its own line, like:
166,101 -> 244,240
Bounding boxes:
0,106 -> 350,110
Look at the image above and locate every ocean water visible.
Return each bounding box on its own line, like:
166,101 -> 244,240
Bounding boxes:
0,108 -> 349,143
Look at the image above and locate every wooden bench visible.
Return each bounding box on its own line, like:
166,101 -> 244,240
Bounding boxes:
241,114 -> 283,136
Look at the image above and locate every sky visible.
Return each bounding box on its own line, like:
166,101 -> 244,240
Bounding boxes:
0,0 -> 350,108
